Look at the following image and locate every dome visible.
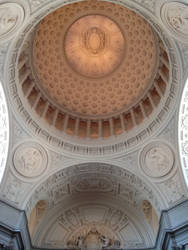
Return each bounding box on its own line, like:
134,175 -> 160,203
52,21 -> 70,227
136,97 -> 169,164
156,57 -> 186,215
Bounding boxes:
10,0 -> 175,156
1,1 -> 187,250
33,7 -> 158,118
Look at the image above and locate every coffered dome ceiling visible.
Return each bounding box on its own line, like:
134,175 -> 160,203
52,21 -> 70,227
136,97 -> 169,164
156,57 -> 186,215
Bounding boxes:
9,0 -> 178,155
1,1 -> 186,250
33,7 -> 157,118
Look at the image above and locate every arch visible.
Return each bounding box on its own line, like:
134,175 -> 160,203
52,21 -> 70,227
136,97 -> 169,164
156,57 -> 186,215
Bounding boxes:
34,198 -> 153,249
0,80 -> 9,183
24,162 -> 166,248
25,162 -> 165,217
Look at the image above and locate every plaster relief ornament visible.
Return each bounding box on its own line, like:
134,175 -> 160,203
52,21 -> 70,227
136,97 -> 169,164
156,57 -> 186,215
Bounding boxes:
183,142 -> 188,155
0,3 -> 24,42
13,142 -> 48,178
181,115 -> 188,130
140,141 -> 174,178
67,227 -> 121,250
0,82 -> 9,182
161,2 -> 188,43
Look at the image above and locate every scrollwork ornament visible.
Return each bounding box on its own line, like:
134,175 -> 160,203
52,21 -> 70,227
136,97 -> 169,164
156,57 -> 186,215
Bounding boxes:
140,141 -> 174,179
161,2 -> 188,43
0,3 -> 25,43
13,141 -> 48,178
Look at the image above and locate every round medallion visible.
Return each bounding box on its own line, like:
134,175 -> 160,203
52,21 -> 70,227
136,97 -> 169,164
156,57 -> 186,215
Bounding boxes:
0,3 -> 24,42
140,142 -> 174,178
161,2 -> 188,43
13,142 -> 48,178
65,15 -> 125,78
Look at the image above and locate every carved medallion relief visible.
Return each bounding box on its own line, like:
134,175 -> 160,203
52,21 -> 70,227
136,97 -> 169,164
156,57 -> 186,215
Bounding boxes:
160,2 -> 188,43
0,3 -> 24,42
13,142 -> 48,178
140,141 -> 174,179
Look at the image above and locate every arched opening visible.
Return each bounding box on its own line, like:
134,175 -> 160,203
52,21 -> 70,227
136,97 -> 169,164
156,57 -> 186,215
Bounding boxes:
25,163 -> 163,249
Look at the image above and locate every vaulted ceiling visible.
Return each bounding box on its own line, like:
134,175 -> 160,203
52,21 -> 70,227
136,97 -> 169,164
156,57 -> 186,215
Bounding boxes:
0,0 -> 188,249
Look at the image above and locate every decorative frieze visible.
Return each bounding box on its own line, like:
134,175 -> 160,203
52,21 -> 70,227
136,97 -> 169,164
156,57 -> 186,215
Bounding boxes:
25,163 -> 162,217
